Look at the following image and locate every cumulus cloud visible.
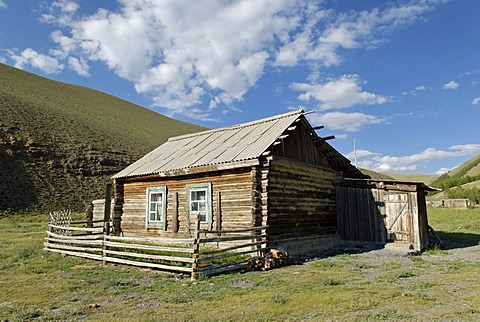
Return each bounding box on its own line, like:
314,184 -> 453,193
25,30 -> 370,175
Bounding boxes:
435,167 -> 452,175
442,80 -> 459,90
291,75 -> 387,110
10,48 -> 64,74
402,85 -> 428,96
472,97 -> 480,105
7,0 -> 448,120
0,1 -> 7,9
274,0 -> 444,67
67,56 -> 89,76
348,144 -> 480,173
308,111 -> 386,132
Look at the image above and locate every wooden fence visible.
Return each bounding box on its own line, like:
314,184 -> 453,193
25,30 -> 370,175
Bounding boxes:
44,213 -> 268,279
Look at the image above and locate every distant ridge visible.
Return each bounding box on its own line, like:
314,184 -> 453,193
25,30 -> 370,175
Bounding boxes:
381,173 -> 438,184
0,63 -> 206,212
429,154 -> 480,200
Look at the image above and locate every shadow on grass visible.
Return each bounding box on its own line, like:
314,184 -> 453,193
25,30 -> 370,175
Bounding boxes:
294,242 -> 387,263
434,231 -> 480,250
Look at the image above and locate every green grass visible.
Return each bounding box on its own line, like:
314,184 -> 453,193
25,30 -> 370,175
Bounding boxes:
428,207 -> 480,246
1,209 -> 479,321
0,63 -> 206,212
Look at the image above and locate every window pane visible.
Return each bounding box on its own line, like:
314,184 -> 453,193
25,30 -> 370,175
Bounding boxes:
199,202 -> 206,211
199,213 -> 207,223
191,202 -> 198,211
197,191 -> 206,200
151,193 -> 161,202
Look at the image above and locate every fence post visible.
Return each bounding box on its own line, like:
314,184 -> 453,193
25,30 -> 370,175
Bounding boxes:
104,182 -> 112,235
103,182 -> 112,265
191,217 -> 201,280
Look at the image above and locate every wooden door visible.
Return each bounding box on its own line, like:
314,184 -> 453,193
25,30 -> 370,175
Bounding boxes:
384,193 -> 412,242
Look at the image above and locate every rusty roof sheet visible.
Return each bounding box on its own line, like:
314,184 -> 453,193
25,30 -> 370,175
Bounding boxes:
113,110 -> 304,179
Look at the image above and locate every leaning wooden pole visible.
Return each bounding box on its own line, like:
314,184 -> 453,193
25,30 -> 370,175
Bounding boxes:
191,217 -> 201,280
103,181 -> 112,265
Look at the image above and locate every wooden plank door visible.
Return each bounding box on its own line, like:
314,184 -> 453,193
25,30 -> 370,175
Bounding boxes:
384,193 -> 412,242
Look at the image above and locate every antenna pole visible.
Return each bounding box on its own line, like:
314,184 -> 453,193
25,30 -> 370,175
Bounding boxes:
354,139 -> 358,168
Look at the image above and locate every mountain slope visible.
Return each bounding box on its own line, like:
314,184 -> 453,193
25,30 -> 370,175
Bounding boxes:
445,154 -> 480,178
0,63 -> 206,212
428,154 -> 480,201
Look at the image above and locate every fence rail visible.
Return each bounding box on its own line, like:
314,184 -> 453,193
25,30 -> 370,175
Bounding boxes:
44,217 -> 268,279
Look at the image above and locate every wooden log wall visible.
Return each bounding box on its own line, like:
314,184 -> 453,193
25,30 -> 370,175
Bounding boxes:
91,199 -> 114,222
117,167 -> 255,238
266,156 -> 337,239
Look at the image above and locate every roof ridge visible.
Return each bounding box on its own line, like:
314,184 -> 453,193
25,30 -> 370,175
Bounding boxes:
167,109 -> 304,142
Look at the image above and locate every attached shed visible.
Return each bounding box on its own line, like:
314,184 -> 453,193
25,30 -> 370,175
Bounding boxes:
112,110 -> 365,254
336,179 -> 435,251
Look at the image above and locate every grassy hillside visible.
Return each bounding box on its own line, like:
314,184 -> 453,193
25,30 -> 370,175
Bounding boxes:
428,154 -> 480,201
358,168 -> 395,180
0,63 -> 206,212
447,154 -> 480,178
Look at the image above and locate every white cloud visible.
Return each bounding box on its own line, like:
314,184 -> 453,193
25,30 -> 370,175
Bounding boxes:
11,0 -> 447,120
0,1 -> 7,9
472,97 -> 480,105
274,0 -> 444,68
52,0 -> 79,13
10,48 -> 64,74
291,74 -> 387,110
402,85 -> 428,96
350,144 -> 480,173
308,111 -> 386,132
435,167 -> 451,175
442,80 -> 459,90
46,0 -> 301,119
67,56 -> 89,76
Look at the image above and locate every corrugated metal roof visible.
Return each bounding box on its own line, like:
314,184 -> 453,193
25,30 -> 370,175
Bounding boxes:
113,110 -> 304,179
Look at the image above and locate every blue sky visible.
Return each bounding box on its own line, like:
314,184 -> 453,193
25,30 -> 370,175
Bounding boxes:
1,0 -> 479,175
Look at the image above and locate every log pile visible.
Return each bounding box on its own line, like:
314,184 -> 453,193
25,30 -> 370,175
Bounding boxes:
245,249 -> 291,271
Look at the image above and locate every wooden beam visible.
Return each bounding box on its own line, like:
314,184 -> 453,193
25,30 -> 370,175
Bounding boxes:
172,192 -> 179,233
215,191 -> 222,235
321,135 -> 335,141
312,125 -> 324,130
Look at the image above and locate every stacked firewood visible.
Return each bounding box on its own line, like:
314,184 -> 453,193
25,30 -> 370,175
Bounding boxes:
245,249 -> 291,271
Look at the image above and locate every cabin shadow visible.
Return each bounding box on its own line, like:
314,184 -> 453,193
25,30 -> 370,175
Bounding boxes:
292,242 -> 386,263
433,231 -> 480,250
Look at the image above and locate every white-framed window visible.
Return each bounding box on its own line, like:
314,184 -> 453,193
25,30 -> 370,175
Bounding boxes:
187,183 -> 212,227
146,186 -> 167,229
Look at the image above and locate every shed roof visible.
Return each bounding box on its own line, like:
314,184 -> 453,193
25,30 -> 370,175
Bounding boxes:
113,110 -> 363,179
338,178 -> 439,192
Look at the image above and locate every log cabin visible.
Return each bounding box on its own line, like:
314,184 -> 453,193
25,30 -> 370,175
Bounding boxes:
111,109 -> 366,254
